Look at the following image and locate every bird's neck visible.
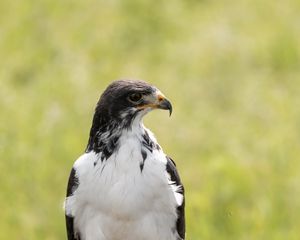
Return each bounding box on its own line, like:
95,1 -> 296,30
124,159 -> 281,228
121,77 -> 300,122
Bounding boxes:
85,114 -> 145,161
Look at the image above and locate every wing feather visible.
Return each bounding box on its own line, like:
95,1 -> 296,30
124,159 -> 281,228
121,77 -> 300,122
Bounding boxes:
166,156 -> 185,240
65,167 -> 80,240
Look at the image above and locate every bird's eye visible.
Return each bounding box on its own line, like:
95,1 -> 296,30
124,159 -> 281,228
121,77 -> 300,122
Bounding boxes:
128,93 -> 142,102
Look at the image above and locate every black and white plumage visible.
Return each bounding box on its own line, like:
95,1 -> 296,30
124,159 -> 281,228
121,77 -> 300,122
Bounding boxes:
65,80 -> 185,240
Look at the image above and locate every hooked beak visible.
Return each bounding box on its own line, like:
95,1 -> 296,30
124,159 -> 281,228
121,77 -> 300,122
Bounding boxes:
157,96 -> 173,116
137,90 -> 173,116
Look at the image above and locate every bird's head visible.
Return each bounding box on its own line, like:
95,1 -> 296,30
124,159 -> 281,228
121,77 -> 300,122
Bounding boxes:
86,79 -> 172,154
95,80 -> 172,126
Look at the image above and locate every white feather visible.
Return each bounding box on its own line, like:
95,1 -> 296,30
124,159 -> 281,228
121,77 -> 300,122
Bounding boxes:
65,122 -> 183,240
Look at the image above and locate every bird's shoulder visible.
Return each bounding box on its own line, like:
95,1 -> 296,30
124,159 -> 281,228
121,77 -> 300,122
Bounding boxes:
165,156 -> 182,184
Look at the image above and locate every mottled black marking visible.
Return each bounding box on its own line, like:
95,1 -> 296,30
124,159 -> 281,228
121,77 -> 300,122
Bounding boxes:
166,156 -> 185,240
140,148 -> 147,172
141,149 -> 147,161
142,131 -> 156,152
88,122 -> 121,161
139,163 -> 144,171
156,143 -> 161,151
123,109 -> 142,129
65,168 -> 81,240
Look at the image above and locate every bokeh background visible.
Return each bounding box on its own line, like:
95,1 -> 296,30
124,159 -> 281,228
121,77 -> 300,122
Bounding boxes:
1,0 -> 300,239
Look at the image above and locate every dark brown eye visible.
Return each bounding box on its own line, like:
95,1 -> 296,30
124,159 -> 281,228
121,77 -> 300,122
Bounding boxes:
128,93 -> 142,102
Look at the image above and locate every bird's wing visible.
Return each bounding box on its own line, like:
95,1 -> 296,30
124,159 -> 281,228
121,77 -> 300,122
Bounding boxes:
65,167 -> 80,240
166,156 -> 185,240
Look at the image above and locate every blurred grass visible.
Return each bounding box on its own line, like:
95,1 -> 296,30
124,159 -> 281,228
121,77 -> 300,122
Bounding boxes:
1,0 -> 300,239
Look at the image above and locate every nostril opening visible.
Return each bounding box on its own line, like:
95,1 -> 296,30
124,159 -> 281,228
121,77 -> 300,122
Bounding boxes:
158,96 -> 164,102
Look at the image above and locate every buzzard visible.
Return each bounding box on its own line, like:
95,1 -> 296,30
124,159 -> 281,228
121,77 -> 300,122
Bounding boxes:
65,80 -> 185,240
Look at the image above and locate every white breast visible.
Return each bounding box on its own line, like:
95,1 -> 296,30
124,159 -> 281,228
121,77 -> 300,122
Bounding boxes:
65,128 -> 180,240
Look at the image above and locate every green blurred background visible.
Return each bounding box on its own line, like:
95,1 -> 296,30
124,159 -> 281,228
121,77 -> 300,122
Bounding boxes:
1,0 -> 300,239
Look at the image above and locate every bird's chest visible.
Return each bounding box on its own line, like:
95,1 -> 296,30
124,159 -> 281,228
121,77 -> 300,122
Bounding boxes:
76,138 -> 170,219
69,134 -> 178,240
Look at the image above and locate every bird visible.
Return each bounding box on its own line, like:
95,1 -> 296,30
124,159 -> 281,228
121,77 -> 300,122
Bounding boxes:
64,80 -> 185,240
